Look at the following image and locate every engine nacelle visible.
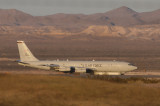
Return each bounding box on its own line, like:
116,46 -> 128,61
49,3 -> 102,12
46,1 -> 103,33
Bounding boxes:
71,67 -> 86,73
59,67 -> 71,72
50,66 -> 87,73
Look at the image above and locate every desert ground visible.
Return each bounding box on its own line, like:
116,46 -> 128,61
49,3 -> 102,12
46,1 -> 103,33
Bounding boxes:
0,74 -> 160,106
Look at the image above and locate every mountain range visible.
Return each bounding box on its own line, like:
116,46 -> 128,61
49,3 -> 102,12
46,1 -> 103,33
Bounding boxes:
1,6 -> 160,41
0,6 -> 160,29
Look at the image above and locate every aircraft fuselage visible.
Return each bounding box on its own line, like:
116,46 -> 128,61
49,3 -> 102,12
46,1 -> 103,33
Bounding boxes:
19,60 -> 137,75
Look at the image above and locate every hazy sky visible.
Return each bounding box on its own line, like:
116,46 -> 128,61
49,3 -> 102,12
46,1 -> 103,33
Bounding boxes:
0,0 -> 160,16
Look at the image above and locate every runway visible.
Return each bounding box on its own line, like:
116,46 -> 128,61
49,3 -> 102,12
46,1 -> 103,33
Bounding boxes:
0,70 -> 160,79
51,71 -> 160,79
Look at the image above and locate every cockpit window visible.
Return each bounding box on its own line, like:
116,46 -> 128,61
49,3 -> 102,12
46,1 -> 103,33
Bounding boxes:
128,63 -> 136,66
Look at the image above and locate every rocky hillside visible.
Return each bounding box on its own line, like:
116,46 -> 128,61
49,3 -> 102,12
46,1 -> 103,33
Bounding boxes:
0,25 -> 160,41
80,25 -> 160,40
0,9 -> 34,26
0,26 -> 69,36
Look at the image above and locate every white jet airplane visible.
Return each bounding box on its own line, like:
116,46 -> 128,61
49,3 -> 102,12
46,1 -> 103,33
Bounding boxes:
17,41 -> 137,75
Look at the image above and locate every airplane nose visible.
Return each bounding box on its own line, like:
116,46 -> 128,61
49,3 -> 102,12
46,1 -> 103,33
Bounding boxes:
132,66 -> 137,70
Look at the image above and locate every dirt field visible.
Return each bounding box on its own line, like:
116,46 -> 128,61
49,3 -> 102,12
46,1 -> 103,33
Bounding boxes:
0,74 -> 160,106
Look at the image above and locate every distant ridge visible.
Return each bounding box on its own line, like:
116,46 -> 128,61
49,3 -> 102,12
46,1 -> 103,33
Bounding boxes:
0,9 -> 34,26
0,6 -> 160,28
106,6 -> 137,15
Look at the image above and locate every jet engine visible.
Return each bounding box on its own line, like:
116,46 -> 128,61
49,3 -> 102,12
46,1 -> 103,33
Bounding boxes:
70,67 -> 86,73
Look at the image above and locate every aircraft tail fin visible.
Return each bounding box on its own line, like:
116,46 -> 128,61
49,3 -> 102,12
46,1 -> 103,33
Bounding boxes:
17,41 -> 39,62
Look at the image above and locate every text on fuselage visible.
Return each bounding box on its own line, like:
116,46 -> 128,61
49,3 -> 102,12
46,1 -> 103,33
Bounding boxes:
81,64 -> 102,67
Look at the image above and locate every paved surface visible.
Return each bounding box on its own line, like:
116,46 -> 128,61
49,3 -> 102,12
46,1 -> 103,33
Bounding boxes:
0,70 -> 160,79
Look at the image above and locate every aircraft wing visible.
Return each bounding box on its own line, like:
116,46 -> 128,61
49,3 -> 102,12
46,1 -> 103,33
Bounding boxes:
40,64 -> 59,67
